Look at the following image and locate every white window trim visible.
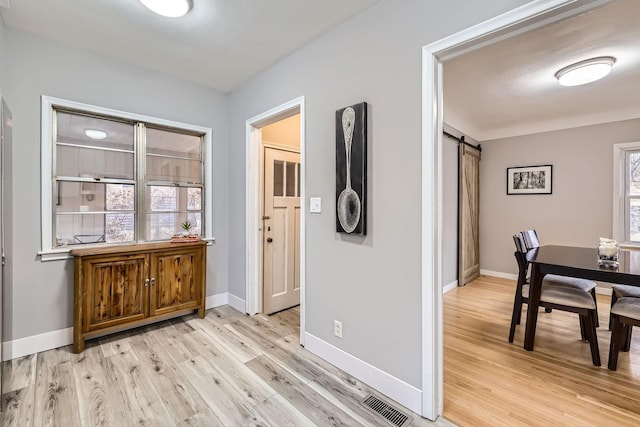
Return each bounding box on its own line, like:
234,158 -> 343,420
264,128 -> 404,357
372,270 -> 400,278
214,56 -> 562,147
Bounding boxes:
39,95 -> 214,261
613,141 -> 640,248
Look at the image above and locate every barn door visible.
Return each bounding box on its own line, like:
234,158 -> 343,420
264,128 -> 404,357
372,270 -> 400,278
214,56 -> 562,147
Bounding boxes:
458,143 -> 480,286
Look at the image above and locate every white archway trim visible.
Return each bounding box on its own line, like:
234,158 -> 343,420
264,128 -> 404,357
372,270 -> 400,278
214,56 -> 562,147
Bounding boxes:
420,0 -> 609,420
245,96 -> 306,345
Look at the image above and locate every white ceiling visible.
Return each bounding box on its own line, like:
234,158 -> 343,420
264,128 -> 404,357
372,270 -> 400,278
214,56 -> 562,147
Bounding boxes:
443,0 -> 640,141
0,0 -> 381,92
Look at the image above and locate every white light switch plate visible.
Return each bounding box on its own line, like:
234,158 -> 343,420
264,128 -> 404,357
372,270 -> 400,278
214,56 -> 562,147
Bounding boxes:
310,197 -> 322,213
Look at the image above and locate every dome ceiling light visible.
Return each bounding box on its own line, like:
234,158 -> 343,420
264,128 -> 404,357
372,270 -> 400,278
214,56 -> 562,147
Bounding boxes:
555,56 -> 616,87
85,129 -> 107,140
139,0 -> 192,18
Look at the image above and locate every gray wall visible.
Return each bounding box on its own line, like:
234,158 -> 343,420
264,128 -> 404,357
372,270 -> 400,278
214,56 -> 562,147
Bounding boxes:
2,28 -> 230,341
480,118 -> 640,275
228,0 -> 530,388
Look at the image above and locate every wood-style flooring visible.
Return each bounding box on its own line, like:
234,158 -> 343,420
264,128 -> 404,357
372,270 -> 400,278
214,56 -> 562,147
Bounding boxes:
444,275 -> 640,427
1,305 -> 448,426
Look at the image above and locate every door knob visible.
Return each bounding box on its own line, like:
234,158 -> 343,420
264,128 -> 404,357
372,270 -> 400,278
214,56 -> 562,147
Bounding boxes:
266,237 -> 273,243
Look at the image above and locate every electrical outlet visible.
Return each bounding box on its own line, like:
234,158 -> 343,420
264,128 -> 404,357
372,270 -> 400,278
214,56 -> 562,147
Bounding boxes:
334,320 -> 343,338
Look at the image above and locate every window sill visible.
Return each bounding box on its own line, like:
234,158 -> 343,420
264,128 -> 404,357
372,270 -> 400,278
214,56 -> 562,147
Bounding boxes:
39,237 -> 216,261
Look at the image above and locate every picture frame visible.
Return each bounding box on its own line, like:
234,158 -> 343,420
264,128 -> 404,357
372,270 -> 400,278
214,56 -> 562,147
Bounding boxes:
336,102 -> 367,235
506,164 -> 552,195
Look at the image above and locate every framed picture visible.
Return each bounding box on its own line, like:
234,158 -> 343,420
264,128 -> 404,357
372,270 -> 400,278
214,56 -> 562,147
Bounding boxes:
506,164 -> 552,195
336,102 -> 367,234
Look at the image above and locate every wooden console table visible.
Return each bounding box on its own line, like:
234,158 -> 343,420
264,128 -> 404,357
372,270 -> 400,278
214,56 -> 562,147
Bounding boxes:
71,240 -> 206,353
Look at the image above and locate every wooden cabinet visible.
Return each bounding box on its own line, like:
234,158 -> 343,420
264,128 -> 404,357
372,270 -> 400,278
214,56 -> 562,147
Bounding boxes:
72,241 -> 206,353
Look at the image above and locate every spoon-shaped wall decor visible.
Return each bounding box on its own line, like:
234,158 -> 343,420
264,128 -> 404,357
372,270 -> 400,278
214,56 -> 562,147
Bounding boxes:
336,102 -> 367,235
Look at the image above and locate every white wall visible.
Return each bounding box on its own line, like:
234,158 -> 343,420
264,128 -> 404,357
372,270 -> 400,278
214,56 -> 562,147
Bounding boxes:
228,0 -> 531,389
480,118 -> 640,275
2,28 -> 229,342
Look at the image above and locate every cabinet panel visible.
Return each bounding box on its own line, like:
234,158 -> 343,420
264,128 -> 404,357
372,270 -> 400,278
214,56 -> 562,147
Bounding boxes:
84,256 -> 147,332
151,248 -> 201,316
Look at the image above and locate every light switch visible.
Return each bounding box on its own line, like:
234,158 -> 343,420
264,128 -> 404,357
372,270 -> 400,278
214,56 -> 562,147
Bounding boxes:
310,197 -> 322,213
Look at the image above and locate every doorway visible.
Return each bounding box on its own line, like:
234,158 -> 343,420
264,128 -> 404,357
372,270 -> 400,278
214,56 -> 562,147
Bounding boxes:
246,97 -> 306,343
421,0 -> 613,420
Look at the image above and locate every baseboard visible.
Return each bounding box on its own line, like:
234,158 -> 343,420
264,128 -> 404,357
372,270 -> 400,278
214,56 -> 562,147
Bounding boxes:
3,292 -> 242,361
227,293 -> 246,313
480,269 -> 518,280
205,292 -> 229,309
304,332 -> 422,415
443,280 -> 458,294
2,327 -> 73,361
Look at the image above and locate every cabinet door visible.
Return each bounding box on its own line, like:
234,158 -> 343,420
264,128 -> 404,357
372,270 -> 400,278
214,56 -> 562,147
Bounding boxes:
84,255 -> 148,332
150,247 -> 202,317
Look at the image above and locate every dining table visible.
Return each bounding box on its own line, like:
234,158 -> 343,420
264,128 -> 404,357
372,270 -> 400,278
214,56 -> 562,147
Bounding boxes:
525,245 -> 640,351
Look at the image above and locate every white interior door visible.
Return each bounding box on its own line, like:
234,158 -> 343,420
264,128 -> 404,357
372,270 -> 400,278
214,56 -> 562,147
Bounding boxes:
263,148 -> 300,314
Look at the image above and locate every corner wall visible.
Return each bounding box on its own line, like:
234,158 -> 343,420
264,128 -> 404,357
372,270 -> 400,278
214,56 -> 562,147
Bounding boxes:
2,28 -> 230,344
480,118 -> 640,275
227,0 -> 530,392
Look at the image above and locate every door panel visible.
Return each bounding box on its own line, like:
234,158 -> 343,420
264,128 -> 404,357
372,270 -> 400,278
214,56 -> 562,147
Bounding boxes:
84,256 -> 148,332
264,148 -> 300,314
151,249 -> 200,316
458,144 -> 481,286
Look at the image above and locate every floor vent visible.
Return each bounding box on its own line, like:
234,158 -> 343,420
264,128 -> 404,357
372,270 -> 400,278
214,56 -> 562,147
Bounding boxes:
361,395 -> 411,427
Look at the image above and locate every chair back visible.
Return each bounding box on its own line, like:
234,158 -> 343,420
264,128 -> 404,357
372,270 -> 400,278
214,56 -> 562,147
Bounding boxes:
521,229 -> 540,250
513,232 -> 529,289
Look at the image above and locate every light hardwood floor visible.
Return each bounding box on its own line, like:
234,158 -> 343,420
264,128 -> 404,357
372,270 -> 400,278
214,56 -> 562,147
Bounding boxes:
1,306 -> 449,427
444,275 -> 640,427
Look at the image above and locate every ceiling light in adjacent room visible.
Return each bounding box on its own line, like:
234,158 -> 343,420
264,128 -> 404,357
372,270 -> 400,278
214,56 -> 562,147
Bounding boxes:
555,56 -> 616,86
139,0 -> 192,17
85,129 -> 107,140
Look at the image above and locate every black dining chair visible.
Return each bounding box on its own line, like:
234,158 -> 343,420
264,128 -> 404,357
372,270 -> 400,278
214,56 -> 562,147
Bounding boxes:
609,284 -> 640,331
509,231 -> 601,366
608,297 -> 640,370
520,229 -> 599,325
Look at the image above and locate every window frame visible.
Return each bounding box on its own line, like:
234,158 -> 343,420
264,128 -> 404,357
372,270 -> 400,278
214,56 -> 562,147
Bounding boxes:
613,141 -> 640,247
40,96 -> 214,261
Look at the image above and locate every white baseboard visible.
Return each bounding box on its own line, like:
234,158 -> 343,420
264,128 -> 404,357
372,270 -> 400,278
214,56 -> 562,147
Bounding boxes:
443,280 -> 458,294
227,293 -> 246,313
304,332 -> 422,415
3,292 -> 245,361
480,269 -> 518,280
206,292 -> 230,309
3,327 -> 73,361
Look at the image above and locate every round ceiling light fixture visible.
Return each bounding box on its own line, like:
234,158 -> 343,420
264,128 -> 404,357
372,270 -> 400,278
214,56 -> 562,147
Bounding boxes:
555,56 -> 616,87
139,0 -> 192,18
85,129 -> 107,140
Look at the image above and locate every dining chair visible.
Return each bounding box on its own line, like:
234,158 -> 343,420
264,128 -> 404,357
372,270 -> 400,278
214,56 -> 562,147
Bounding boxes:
520,229 -> 599,325
608,297 -> 640,370
509,232 -> 601,366
609,284 -> 640,331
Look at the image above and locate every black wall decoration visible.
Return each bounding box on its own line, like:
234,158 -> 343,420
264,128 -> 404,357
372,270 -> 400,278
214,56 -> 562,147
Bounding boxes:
336,102 -> 367,235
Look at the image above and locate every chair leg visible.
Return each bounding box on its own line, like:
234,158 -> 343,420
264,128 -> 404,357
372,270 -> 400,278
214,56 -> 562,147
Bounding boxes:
609,292 -> 618,331
579,315 -> 587,341
586,310 -> 601,366
622,324 -> 633,352
509,292 -> 523,343
590,288 -> 599,327
608,315 -> 624,371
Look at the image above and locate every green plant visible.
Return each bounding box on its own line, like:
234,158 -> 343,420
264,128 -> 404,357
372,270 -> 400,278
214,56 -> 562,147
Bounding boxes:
181,220 -> 193,232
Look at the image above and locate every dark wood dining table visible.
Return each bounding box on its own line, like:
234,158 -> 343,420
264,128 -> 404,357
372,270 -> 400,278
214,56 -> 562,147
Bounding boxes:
525,245 -> 640,350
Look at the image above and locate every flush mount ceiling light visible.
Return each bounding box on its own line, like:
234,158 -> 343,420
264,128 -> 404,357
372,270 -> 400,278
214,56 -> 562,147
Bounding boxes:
85,129 -> 107,140
555,56 -> 616,87
139,0 -> 192,17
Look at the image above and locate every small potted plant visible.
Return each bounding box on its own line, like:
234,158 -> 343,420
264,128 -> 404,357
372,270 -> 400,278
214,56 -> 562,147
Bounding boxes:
180,220 -> 193,236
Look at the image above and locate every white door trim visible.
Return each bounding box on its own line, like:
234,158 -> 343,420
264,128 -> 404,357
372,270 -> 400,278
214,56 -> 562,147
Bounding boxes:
246,96 -> 306,345
421,0 -> 612,420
